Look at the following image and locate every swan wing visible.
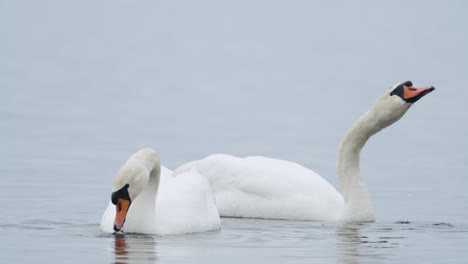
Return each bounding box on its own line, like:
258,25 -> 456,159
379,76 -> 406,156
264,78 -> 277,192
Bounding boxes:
154,168 -> 221,234
176,154 -> 344,221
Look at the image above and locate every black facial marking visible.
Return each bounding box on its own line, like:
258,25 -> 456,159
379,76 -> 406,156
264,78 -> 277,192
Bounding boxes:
390,80 -> 412,97
390,80 -> 434,103
390,84 -> 404,97
402,81 -> 413,86
111,184 -> 131,205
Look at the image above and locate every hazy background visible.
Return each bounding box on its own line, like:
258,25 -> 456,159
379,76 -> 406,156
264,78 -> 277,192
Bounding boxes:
1,1 -> 467,263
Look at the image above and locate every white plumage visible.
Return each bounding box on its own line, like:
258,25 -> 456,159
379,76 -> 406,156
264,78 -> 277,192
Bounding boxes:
100,148 -> 221,234
175,82 -> 434,221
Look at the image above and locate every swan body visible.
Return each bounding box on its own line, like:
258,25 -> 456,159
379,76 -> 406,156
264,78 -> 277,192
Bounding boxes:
175,81 -> 435,221
177,155 -> 345,221
100,148 -> 221,234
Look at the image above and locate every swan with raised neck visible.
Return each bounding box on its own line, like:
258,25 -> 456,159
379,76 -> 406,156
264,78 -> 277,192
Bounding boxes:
338,81 -> 434,220
174,81 -> 435,221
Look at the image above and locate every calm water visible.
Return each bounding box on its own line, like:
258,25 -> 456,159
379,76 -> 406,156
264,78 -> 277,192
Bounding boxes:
3,219 -> 468,263
1,1 -> 468,263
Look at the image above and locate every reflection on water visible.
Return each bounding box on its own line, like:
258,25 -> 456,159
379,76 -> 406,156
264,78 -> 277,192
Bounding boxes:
336,223 -> 370,264
101,219 -> 468,264
336,222 -> 399,264
112,234 -> 158,264
113,235 -> 128,264
1,216 -> 467,263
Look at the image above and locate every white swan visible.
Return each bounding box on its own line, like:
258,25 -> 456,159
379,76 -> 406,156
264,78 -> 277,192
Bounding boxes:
175,81 -> 435,221
100,148 -> 221,234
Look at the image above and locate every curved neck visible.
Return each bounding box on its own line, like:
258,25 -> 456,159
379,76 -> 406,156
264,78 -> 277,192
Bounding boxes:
337,109 -> 384,220
127,163 -> 160,231
143,166 -> 161,201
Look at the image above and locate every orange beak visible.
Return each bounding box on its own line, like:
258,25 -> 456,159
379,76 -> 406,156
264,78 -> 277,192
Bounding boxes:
114,198 -> 131,232
403,84 -> 435,101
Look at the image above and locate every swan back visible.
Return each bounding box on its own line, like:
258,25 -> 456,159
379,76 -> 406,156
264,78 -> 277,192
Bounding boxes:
176,154 -> 345,221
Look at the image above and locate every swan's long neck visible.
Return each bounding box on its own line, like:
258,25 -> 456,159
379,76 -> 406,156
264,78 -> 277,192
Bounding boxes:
137,166 -> 160,209
337,108 -> 389,221
126,161 -> 161,231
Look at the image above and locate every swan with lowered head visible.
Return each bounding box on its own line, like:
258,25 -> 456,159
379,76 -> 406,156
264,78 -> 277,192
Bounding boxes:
175,81 -> 435,221
100,148 -> 221,234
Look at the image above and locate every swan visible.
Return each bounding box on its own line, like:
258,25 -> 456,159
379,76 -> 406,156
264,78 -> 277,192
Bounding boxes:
100,148 -> 221,234
175,81 -> 435,221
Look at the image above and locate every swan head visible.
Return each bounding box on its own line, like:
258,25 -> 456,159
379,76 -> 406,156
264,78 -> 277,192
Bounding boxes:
370,81 -> 435,127
389,81 -> 435,104
110,148 -> 160,232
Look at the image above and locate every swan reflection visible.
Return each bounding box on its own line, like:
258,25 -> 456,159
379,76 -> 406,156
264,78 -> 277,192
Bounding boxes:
336,222 -> 400,264
112,234 -> 158,264
336,222 -> 369,264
